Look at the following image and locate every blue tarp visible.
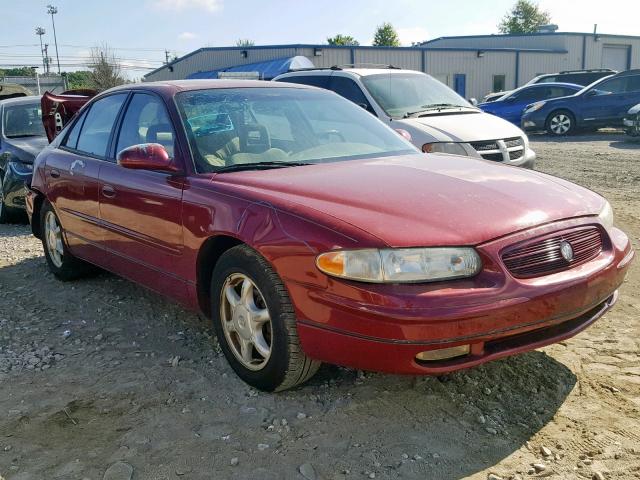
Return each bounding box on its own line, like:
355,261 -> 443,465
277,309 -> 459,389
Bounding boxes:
186,56 -> 315,80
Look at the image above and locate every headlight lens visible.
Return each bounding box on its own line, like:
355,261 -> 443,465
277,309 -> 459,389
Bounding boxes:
422,142 -> 468,156
598,200 -> 614,229
524,101 -> 546,113
316,247 -> 482,283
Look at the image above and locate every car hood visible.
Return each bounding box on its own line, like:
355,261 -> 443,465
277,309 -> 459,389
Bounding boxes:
2,136 -> 48,163
215,154 -> 605,247
395,111 -> 525,142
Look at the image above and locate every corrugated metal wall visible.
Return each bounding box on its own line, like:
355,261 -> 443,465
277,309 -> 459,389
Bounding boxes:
145,34 -> 640,97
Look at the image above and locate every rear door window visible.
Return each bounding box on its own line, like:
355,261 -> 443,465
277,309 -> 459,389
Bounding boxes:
76,93 -> 128,158
277,75 -> 330,89
329,76 -> 374,113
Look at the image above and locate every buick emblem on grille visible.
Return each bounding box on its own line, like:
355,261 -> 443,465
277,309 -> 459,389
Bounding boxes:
560,241 -> 574,262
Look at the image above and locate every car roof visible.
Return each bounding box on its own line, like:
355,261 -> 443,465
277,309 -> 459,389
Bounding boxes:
279,68 -> 425,78
0,95 -> 42,106
105,79 -> 316,96
522,82 -> 582,89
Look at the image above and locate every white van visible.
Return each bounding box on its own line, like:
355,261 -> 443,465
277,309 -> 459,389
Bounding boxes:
275,67 -> 536,168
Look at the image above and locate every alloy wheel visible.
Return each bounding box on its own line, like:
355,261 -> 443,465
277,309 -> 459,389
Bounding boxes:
219,273 -> 272,371
44,210 -> 64,268
550,114 -> 571,135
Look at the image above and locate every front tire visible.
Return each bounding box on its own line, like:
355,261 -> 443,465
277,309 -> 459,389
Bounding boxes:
40,201 -> 94,281
211,245 -> 320,392
546,110 -> 575,136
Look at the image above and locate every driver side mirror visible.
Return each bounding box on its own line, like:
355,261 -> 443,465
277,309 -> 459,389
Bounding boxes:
117,143 -> 179,172
586,89 -> 599,97
468,98 -> 478,106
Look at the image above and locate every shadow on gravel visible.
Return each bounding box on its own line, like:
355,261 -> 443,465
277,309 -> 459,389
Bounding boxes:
0,223 -> 31,238
0,255 -> 577,480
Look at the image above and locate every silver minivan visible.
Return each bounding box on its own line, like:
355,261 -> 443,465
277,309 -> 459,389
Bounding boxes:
275,67 -> 536,168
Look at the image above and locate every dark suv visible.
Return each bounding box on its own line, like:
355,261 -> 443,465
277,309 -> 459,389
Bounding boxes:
483,69 -> 616,103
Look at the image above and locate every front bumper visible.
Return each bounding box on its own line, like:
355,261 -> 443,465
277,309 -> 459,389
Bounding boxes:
290,220 -> 633,375
1,164 -> 32,212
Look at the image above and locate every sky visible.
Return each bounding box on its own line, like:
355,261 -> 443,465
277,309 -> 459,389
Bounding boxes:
2,0 -> 639,79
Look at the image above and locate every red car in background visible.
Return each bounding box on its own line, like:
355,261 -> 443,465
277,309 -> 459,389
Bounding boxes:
27,80 -> 633,391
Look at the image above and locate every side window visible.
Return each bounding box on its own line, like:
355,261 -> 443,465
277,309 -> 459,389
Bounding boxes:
76,94 -> 128,157
626,75 -> 640,93
63,110 -> 88,150
116,93 -> 175,158
597,78 -> 626,94
512,88 -> 543,102
277,75 -> 329,89
329,76 -> 373,112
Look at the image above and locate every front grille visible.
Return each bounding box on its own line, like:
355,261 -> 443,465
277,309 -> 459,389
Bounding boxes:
502,226 -> 603,278
470,137 -> 524,163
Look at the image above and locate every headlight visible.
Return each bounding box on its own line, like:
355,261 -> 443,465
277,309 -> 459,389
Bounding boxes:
316,247 -> 482,283
422,142 -> 468,156
524,101 -> 546,114
8,161 -> 33,175
598,200 -> 614,229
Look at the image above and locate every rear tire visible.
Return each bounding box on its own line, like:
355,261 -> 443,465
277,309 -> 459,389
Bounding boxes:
40,201 -> 94,281
211,244 -> 320,392
545,110 -> 575,136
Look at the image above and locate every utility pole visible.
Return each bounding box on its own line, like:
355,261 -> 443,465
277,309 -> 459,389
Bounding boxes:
35,27 -> 46,73
43,44 -> 50,74
165,50 -> 171,65
47,5 -> 61,74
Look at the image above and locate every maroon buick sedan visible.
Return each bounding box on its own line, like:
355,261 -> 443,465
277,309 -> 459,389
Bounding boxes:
26,80 -> 634,391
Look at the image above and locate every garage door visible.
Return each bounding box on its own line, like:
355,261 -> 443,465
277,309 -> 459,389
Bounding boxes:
602,45 -> 630,71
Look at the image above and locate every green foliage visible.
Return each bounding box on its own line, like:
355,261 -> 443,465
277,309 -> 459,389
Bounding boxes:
372,22 -> 400,47
326,34 -> 360,46
65,71 -> 92,90
236,39 -> 255,47
498,0 -> 552,34
0,67 -> 37,77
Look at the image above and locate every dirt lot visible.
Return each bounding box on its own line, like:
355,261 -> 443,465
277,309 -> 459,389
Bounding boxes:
0,133 -> 639,480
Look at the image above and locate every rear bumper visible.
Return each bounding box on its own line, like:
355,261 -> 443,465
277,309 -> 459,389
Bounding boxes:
291,221 -> 633,375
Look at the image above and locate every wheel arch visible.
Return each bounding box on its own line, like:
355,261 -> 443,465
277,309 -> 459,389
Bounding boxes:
196,234 -> 244,317
30,188 -> 47,239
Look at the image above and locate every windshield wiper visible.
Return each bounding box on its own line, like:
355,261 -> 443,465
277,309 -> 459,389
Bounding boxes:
214,161 -> 312,173
404,103 -> 469,118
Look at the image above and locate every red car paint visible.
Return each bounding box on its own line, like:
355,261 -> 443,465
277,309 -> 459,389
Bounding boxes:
27,81 -> 634,375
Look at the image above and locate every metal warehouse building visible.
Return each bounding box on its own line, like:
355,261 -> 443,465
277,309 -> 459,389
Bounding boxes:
145,32 -> 640,100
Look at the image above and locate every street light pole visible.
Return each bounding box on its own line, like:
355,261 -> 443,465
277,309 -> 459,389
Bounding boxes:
35,27 -> 46,73
47,5 -> 61,74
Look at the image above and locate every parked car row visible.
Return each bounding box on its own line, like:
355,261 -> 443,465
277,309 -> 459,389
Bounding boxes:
14,78 -> 633,391
481,68 -> 616,103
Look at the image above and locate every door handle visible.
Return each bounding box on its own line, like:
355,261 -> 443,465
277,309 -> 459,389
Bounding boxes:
50,169 -> 60,178
101,184 -> 116,198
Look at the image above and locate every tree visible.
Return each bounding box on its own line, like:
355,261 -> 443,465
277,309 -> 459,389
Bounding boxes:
326,34 -> 360,46
88,44 -> 125,91
372,22 -> 400,47
236,39 -> 255,47
65,70 -> 92,89
0,67 -> 37,77
498,0 -> 551,34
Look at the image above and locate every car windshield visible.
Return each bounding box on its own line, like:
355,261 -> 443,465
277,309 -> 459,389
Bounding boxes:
3,102 -> 46,138
360,73 -> 471,118
175,87 -> 417,173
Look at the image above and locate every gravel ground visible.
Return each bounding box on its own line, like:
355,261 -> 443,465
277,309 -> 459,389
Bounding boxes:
0,132 -> 639,480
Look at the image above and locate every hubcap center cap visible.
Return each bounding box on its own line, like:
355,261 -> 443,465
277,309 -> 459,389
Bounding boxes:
232,305 -> 252,340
